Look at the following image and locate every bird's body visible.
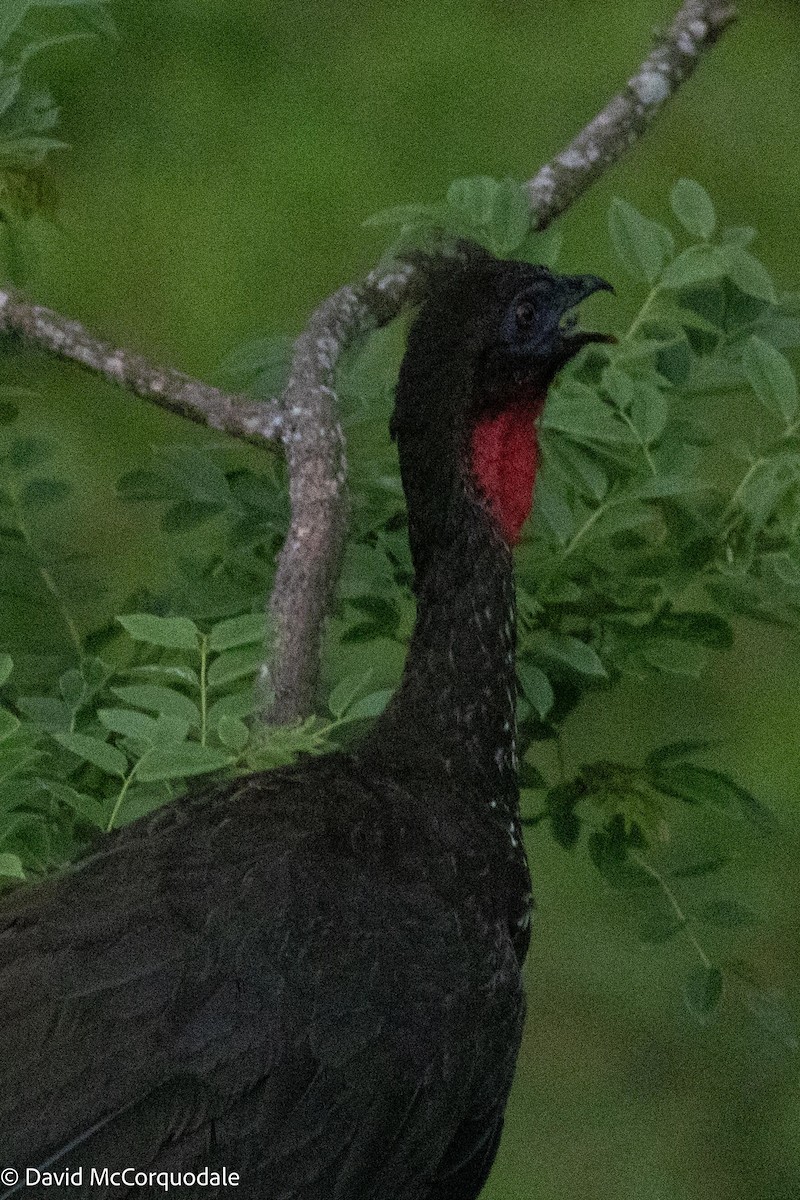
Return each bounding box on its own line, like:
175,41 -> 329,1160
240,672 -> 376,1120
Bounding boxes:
0,245 -> 610,1198
0,755 -> 525,1198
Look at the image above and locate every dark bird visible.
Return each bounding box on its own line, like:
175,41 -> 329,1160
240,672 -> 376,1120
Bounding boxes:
0,244 -> 611,1199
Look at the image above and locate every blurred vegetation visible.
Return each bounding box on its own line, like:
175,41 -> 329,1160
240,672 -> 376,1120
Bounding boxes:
0,2 -> 798,1198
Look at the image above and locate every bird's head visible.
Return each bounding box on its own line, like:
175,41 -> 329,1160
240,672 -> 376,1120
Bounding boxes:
392,242 -> 613,548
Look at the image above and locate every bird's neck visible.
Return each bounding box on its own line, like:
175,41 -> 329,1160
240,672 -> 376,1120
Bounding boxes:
360,433 -> 527,824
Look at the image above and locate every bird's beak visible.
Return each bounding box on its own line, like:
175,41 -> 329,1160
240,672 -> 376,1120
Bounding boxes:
552,273 -> 615,358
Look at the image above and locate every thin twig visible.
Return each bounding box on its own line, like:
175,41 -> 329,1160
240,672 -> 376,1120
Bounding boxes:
0,0 -> 738,724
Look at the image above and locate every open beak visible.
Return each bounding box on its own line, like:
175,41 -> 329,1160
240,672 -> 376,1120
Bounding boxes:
554,273 -> 615,358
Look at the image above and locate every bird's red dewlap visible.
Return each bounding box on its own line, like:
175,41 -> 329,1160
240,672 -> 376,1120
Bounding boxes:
470,392 -> 543,545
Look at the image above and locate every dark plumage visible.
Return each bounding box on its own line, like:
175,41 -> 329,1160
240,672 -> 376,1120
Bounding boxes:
0,245 -> 610,1199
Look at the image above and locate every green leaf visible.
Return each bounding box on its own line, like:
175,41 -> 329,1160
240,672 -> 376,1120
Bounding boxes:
58,668 -> 86,711
207,690 -> 254,729
647,739 -> 710,768
0,71 -> 21,117
683,965 -> 723,1024
487,178 -> 530,256
54,731 -> 127,777
741,336 -> 798,423
719,245 -> 777,303
546,439 -> 608,501
0,653 -> 12,686
116,468 -> 176,502
126,663 -> 200,688
720,225 -> 757,247
517,662 -> 554,719
670,179 -> 716,240
110,685 -> 201,728
655,334 -> 692,387
16,695 -> 72,733
651,762 -> 731,807
0,135 -> 68,166
38,780 -> 105,828
327,672 -> 372,720
531,630 -> 607,678
543,386 -> 637,446
0,851 -> 25,881
206,643 -> 263,689
117,613 -> 200,651
540,781 -> 581,848
671,854 -> 729,879
19,30 -> 94,66
532,479 -> 575,545
446,176 -> 499,226
652,763 -> 777,831
161,500 -> 225,532
516,227 -> 562,268
156,447 -> 231,506
736,453 -> 800,530
362,202 -> 438,228
0,708 -> 19,741
217,715 -> 249,752
8,435 -> 51,471
763,551 -> 800,595
698,899 -> 757,928
78,655 -> 110,695
0,2 -> 32,51
661,246 -> 726,290
344,689 -> 392,721
135,743 -> 234,783
602,367 -> 636,410
97,707 -> 169,744
587,826 -> 657,889
112,782 -> 170,827
630,384 -> 669,444
208,612 -> 267,652
0,400 -> 20,424
608,198 -> 672,283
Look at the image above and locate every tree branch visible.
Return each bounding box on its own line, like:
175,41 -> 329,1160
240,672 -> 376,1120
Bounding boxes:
525,1 -> 738,227
0,0 -> 737,724
0,285 -> 283,444
255,263 -> 414,724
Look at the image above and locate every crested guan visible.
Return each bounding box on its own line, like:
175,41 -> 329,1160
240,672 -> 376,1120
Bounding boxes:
0,244 -> 610,1199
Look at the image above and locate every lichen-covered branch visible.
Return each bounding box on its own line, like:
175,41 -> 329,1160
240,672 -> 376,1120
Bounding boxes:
257,263 -> 415,723
0,285 -> 283,443
0,0 -> 737,725
525,1 -> 737,227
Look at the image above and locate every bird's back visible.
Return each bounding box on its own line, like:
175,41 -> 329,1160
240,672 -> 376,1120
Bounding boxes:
0,751 -> 525,1199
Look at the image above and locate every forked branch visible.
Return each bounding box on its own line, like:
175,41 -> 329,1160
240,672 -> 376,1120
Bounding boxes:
0,0 -> 737,724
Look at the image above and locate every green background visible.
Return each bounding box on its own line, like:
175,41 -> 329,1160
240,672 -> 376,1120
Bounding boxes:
4,1 -> 800,1196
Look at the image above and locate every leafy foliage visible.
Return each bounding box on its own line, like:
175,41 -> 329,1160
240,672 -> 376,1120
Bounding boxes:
0,0 -> 115,281
0,153 -> 797,1051
365,174 -> 562,269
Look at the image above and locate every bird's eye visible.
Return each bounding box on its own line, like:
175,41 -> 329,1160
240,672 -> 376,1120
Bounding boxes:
515,300 -> 536,329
